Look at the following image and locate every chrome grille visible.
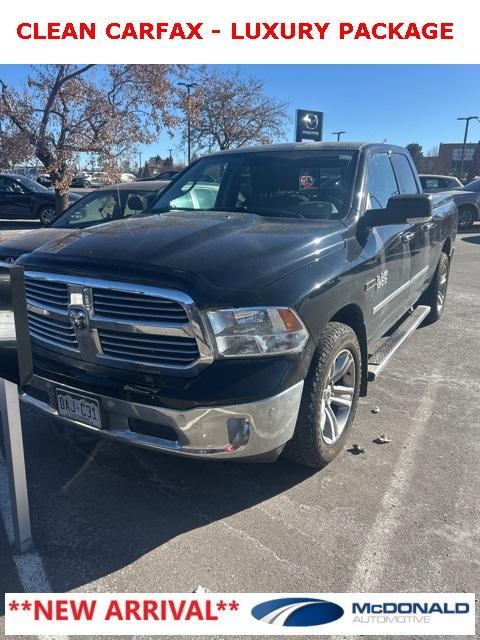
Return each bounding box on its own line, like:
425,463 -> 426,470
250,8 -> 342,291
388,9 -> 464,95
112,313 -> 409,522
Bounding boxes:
28,311 -> 78,349
98,330 -> 199,366
25,271 -> 213,373
25,278 -> 69,310
92,289 -> 189,324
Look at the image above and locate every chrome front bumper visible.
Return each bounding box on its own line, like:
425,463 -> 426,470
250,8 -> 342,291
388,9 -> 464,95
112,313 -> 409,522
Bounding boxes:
20,375 -> 304,460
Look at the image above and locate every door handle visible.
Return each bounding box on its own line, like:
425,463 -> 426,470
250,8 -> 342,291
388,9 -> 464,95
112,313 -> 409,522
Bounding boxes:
422,222 -> 435,231
401,232 -> 415,243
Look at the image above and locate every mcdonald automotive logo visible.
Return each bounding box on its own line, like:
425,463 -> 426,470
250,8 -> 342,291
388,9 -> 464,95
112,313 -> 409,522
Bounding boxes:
251,597 -> 344,626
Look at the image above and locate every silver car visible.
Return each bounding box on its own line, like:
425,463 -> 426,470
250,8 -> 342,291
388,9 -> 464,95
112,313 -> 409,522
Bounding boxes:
420,174 -> 480,229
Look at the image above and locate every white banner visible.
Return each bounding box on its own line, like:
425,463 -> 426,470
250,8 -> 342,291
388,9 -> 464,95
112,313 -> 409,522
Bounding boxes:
4,592 -> 476,635
0,0 -> 477,64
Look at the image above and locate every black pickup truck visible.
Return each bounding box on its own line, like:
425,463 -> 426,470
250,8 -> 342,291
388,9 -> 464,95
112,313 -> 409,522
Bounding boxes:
17,143 -> 457,468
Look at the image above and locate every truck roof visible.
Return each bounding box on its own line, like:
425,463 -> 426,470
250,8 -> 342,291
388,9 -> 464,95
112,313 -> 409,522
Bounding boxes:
205,142 -> 407,156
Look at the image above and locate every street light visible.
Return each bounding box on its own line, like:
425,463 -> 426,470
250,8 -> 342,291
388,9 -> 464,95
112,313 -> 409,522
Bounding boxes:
332,131 -> 346,141
457,116 -> 479,180
178,82 -> 198,164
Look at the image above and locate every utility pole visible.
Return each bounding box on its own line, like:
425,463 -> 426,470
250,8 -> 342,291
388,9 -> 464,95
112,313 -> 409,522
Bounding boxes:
457,116 -> 479,180
137,151 -> 143,175
332,131 -> 346,141
178,82 -> 198,164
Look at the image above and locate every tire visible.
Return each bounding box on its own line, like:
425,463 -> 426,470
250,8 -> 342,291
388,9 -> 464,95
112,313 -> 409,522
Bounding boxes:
458,206 -> 476,230
84,180 -> 91,188
39,205 -> 58,226
421,252 -> 450,324
283,322 -> 361,468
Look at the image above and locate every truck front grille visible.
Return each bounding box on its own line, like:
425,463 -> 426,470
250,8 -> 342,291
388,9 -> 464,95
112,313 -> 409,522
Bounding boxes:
25,278 -> 69,311
25,272 -> 213,373
27,310 -> 78,350
98,330 -> 199,366
92,289 -> 189,324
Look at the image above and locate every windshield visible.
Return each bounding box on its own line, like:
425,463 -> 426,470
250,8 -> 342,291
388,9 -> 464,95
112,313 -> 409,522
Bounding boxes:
463,178 -> 480,192
53,188 -> 159,229
18,176 -> 51,193
150,150 -> 358,220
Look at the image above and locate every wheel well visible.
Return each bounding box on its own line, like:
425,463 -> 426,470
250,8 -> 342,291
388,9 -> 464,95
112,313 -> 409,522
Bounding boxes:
330,305 -> 368,397
442,237 -> 452,258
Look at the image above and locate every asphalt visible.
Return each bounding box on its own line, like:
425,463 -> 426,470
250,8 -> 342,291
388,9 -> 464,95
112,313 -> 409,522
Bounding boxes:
0,230 -> 479,640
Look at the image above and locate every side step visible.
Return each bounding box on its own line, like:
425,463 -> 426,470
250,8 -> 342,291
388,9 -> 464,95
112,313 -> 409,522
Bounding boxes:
368,305 -> 430,381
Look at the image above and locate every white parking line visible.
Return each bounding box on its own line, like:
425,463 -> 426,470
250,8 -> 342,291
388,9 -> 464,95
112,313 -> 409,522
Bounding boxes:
348,374 -> 439,592
0,450 -> 69,640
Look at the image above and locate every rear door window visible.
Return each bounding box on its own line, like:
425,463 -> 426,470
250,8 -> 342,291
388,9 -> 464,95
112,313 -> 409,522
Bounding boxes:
391,154 -> 419,194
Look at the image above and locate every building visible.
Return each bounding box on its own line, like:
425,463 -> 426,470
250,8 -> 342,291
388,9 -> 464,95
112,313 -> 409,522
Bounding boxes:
417,142 -> 480,180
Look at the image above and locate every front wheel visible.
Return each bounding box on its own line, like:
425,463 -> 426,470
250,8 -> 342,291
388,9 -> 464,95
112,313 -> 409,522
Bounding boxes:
39,205 -> 57,226
283,322 -> 361,468
421,252 -> 450,324
84,180 -> 91,188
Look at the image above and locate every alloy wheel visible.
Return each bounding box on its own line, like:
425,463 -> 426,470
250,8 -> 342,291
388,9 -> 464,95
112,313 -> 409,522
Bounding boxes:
458,209 -> 475,229
437,261 -> 448,311
320,349 -> 356,445
40,207 -> 57,225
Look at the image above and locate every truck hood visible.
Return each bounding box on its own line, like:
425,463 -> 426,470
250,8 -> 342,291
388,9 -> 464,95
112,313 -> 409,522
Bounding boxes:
18,211 -> 346,305
0,228 -> 70,261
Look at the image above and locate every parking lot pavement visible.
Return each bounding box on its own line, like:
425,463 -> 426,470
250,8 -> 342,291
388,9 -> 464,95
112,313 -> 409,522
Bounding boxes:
1,232 -> 479,639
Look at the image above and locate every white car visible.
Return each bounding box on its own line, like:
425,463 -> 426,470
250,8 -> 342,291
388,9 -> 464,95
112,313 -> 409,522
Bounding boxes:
83,172 -> 112,188
120,173 -> 137,183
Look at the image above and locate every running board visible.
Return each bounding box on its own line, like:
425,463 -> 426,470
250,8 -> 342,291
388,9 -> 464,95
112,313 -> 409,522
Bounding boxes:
368,305 -> 430,381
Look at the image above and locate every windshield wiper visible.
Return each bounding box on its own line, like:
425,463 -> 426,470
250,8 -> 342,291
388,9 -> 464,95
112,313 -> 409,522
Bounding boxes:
234,205 -> 305,220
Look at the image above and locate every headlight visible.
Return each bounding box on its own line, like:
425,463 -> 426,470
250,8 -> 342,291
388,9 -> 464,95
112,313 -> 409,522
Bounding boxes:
206,307 -> 309,358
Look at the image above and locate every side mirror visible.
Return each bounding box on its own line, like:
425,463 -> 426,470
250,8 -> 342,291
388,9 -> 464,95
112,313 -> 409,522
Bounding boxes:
127,195 -> 144,212
365,194 -> 433,226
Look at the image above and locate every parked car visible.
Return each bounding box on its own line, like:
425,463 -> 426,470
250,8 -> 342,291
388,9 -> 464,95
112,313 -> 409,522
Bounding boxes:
419,174 -> 463,193
462,177 -> 480,193
138,170 -> 181,182
36,174 -> 53,188
419,174 -> 480,229
0,181 -> 169,263
83,172 -> 112,188
18,143 -> 456,468
120,173 -> 137,183
70,172 -> 92,188
0,174 -> 80,225
449,188 -> 480,229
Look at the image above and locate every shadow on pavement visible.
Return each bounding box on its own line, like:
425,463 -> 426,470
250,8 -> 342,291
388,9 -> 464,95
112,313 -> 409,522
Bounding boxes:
1,404 -> 316,594
461,234 -> 480,245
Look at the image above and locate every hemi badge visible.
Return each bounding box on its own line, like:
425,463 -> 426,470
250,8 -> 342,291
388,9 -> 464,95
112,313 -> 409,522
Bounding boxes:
70,293 -> 83,305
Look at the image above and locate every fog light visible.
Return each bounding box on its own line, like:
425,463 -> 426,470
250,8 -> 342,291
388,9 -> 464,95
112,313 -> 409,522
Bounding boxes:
227,417 -> 251,447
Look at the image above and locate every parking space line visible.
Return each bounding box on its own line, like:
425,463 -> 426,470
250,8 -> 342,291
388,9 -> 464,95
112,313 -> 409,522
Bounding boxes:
347,374 -> 439,592
0,450 -> 69,640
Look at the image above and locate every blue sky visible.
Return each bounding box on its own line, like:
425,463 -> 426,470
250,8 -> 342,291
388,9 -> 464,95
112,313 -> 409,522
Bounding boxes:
0,65 -> 479,165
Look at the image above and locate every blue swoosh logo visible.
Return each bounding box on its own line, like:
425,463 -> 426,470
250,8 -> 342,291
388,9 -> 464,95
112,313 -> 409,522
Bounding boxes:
251,597 -> 344,626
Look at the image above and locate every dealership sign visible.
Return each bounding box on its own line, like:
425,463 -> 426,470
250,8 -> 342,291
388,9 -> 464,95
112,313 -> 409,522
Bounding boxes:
5,592 -> 475,635
295,109 -> 324,142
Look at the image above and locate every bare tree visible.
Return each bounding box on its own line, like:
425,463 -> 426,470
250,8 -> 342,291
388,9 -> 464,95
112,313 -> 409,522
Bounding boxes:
0,126 -> 34,171
0,65 -> 181,212
184,68 -> 288,153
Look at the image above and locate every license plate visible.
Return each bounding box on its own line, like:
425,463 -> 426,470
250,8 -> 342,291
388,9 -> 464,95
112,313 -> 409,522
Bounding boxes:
56,390 -> 102,428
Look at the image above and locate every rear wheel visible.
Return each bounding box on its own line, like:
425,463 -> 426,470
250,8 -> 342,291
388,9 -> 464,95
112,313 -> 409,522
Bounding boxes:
283,322 -> 361,468
84,180 -> 92,188
422,252 -> 450,324
458,206 -> 476,230
39,205 -> 57,226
